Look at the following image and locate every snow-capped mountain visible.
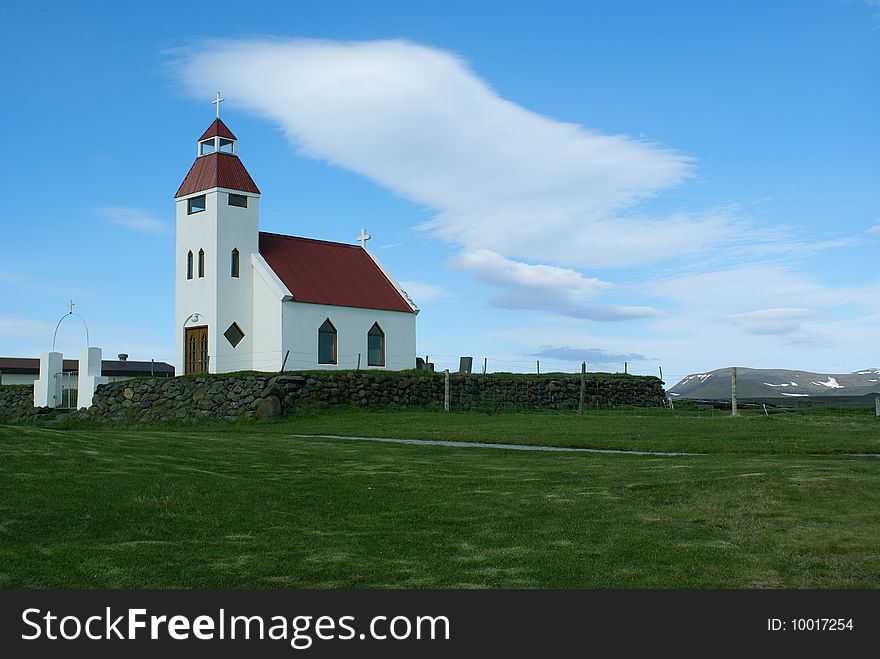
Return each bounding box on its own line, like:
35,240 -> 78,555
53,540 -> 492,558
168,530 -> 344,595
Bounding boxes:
667,367 -> 880,399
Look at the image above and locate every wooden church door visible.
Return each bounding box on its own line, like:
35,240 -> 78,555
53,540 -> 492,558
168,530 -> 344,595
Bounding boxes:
185,326 -> 209,374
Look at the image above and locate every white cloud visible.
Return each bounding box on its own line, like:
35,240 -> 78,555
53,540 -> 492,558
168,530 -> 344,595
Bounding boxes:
726,308 -> 823,336
0,315 -> 55,340
95,207 -> 170,234
171,38 -> 715,273
398,280 -> 451,303
867,223 -> 880,235
168,37 -> 871,337
450,248 -> 660,320
647,265 -> 880,312
533,346 -> 650,364
453,249 -> 609,297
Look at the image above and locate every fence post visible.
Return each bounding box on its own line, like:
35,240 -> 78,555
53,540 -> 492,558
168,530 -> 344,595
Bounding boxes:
356,353 -> 361,370
444,369 -> 450,412
537,360 -> 540,375
578,361 -> 586,416
483,357 -> 487,375
875,396 -> 879,418
731,366 -> 738,417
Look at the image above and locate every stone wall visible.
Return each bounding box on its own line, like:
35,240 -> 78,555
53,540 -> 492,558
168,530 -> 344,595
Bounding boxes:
0,385 -> 37,422
447,373 -> 665,411
84,374 -> 271,423
0,371 -> 666,423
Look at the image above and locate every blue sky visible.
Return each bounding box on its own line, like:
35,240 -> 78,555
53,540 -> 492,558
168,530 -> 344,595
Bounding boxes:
1,0 -> 878,383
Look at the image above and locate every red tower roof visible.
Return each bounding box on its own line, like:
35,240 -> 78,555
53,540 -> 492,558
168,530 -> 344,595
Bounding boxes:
198,118 -> 237,141
175,152 -> 260,198
259,232 -> 414,313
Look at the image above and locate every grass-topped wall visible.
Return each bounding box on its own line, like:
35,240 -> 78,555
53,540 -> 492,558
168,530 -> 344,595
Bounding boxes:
1,370 -> 666,423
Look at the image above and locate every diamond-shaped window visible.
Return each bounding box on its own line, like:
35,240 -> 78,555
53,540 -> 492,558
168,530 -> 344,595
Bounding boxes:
224,322 -> 245,348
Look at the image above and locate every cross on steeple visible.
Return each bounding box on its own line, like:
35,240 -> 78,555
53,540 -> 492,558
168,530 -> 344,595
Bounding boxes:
68,299 -> 75,314
357,228 -> 371,248
212,92 -> 225,118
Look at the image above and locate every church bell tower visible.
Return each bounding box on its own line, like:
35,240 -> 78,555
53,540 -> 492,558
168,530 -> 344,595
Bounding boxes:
174,97 -> 261,375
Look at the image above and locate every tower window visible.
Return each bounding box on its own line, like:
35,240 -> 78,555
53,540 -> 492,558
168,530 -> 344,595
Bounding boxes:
198,249 -> 205,278
224,322 -> 245,348
318,319 -> 337,365
188,195 -> 206,214
228,193 -> 248,208
218,138 -> 235,154
186,251 -> 193,280
231,248 -> 240,278
199,139 -> 215,156
367,323 -> 385,367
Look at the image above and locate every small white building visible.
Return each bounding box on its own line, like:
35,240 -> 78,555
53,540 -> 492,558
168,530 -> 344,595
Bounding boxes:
0,356 -> 174,386
174,116 -> 418,375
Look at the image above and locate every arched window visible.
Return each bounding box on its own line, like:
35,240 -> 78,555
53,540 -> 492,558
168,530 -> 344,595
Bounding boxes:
198,249 -> 205,278
186,251 -> 193,280
368,322 -> 385,367
318,319 -> 337,365
231,248 -> 240,278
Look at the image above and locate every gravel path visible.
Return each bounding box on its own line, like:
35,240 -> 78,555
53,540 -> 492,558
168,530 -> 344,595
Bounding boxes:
290,434 -> 701,456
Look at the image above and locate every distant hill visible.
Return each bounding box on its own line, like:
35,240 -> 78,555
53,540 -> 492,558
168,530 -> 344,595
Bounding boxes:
667,367 -> 880,399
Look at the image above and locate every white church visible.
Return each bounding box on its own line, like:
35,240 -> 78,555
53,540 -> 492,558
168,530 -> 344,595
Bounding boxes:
174,107 -> 418,375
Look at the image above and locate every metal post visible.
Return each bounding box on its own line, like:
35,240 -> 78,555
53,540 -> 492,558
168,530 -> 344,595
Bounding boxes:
537,360 -> 540,375
444,369 -> 450,412
875,396 -> 879,418
578,361 -> 586,416
281,349 -> 290,372
624,361 -> 628,374
483,357 -> 487,375
357,353 -> 361,370
731,366 -> 738,417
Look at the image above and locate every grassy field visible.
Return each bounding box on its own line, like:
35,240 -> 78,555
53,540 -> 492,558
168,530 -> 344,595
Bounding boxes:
1,408 -> 878,588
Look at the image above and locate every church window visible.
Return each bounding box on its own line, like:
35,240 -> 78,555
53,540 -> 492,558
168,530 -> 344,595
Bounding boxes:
198,249 -> 205,278
188,195 -> 206,214
199,139 -> 215,156
228,193 -> 248,208
368,323 -> 385,367
231,248 -> 240,278
186,251 -> 193,280
218,138 -> 235,154
318,319 -> 337,365
224,322 -> 245,348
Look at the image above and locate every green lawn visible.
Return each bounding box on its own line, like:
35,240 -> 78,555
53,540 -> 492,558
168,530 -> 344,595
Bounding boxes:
1,409 -> 878,588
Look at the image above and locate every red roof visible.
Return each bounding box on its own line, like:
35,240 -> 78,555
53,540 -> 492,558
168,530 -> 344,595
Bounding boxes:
175,152 -> 260,198
259,232 -> 414,313
198,118 -> 237,141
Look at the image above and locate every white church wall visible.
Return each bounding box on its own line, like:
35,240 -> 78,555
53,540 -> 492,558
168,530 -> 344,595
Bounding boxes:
176,190 -> 218,373
175,188 -> 260,374
281,301 -> 416,371
251,254 -> 285,372
212,190 -> 259,374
